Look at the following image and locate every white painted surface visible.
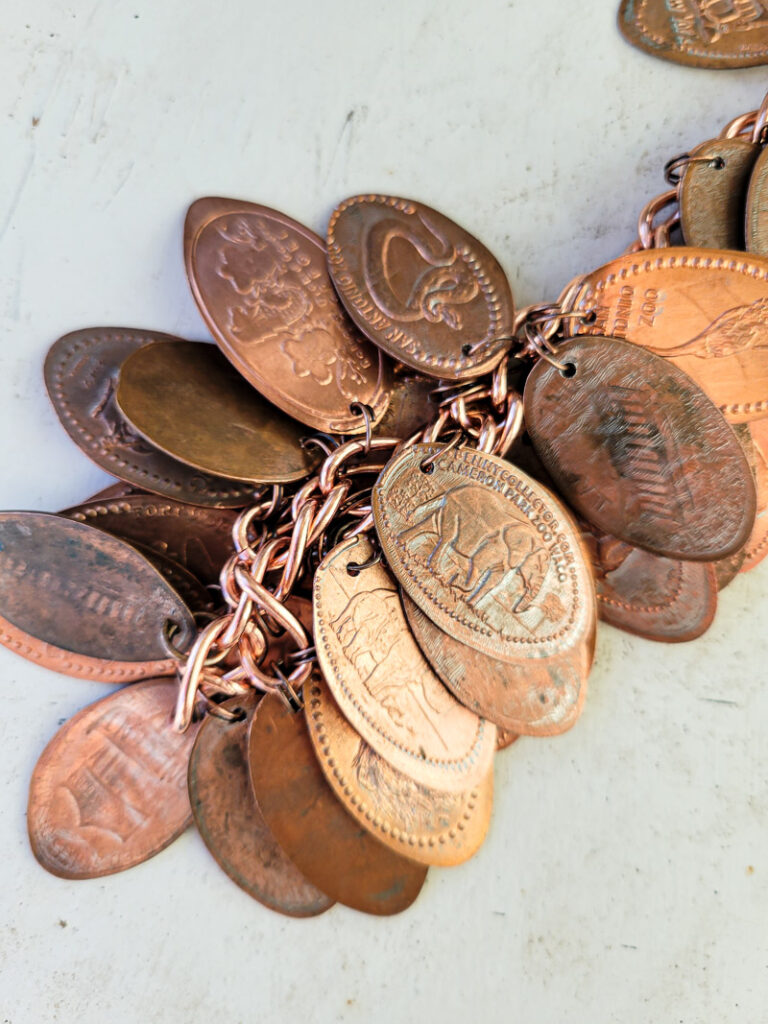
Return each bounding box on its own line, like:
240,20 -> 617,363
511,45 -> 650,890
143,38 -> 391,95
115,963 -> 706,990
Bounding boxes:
0,3 -> 766,1021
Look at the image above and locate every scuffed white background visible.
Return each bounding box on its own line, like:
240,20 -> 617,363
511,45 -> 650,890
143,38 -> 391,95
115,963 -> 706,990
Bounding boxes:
0,2 -> 766,1022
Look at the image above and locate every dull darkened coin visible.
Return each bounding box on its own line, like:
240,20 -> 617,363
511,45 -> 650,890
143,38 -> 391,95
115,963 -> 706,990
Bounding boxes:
188,692 -> 333,917
28,678 -> 200,879
679,138 -> 758,249
248,692 -> 427,916
115,340 -> 317,484
130,542 -> 216,615
0,512 -> 195,681
44,328 -> 255,507
373,373 -> 441,440
63,495 -> 239,588
185,197 -> 391,434
327,195 -> 513,380
524,336 -> 756,560
618,0 -> 768,69
746,142 -> 768,255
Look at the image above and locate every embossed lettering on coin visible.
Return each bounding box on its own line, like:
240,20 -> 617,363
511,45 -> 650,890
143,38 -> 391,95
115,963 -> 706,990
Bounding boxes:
28,679 -> 199,879
188,693 -> 332,917
313,536 -> 495,793
328,195 -> 514,380
248,693 -> 427,916
305,674 -> 492,867
44,329 -> 254,507
571,248 -> 768,423
373,444 -> 595,663
679,138 -> 758,249
0,512 -> 195,680
524,336 -> 756,560
618,0 -> 768,68
185,197 -> 390,434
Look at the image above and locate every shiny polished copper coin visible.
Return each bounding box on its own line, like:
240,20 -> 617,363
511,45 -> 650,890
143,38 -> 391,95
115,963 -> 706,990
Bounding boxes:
313,535 -> 496,793
403,594 -> 590,736
63,495 -> 239,588
618,0 -> 768,68
28,679 -> 200,879
248,693 -> 427,915
579,523 -> 718,642
45,328 -> 254,507
373,444 -> 596,664
188,693 -> 332,917
116,340 -> 317,484
680,138 -> 758,249
524,336 -> 755,560
185,197 -> 390,434
0,512 -> 195,681
571,248 -> 768,423
741,417 -> 768,572
305,674 -> 492,867
327,195 -> 513,381
746,144 -> 768,255
373,374 -> 440,440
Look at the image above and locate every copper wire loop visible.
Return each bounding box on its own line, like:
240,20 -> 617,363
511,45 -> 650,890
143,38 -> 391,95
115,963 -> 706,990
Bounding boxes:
419,430 -> 464,473
348,402 -> 374,452
636,188 -> 678,250
722,109 -> 757,139
522,322 -> 570,372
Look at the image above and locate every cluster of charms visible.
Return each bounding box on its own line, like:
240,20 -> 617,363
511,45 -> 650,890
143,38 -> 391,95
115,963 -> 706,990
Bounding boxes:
4,93 -> 768,918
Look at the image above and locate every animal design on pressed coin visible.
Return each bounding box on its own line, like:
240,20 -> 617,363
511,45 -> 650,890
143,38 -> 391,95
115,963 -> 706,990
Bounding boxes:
647,299 -> 768,359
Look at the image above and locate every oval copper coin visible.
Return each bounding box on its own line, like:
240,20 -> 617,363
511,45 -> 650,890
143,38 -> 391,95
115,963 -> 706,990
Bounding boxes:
188,693 -> 332,917
28,678 -> 200,879
0,512 -> 195,681
185,197 -> 390,434
63,495 -> 239,588
571,248 -> 768,423
248,693 -> 427,915
327,194 -> 513,381
741,417 -> 768,572
313,535 -> 496,793
579,523 -> 718,642
45,328 -> 254,507
524,336 -> 755,560
403,594 -> 590,737
373,374 -> 441,440
746,143 -> 768,256
618,0 -> 768,68
305,674 -> 492,868
131,543 -> 216,615
680,138 -> 758,250
115,340 -> 317,484
373,443 -> 596,663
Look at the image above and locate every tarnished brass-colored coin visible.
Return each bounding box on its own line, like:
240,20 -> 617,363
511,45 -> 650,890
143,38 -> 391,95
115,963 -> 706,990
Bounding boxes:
188,693 -> 333,917
115,340 -> 317,484
305,674 -> 492,867
327,195 -> 513,381
373,374 -> 440,440
0,512 -> 195,682
571,248 -> 768,423
63,495 -> 239,588
44,329 -> 254,507
403,594 -> 590,736
579,523 -> 718,642
185,197 -> 391,434
248,693 -> 427,915
618,0 -> 768,68
524,336 -> 755,560
741,417 -> 768,572
680,139 -> 758,249
746,143 -> 768,255
28,679 -> 200,879
313,535 -> 496,793
373,444 -> 596,664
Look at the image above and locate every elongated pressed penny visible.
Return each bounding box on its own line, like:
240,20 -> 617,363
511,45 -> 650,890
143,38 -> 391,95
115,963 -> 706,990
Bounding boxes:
524,336 -> 755,560
188,693 -> 332,917
44,328 -> 254,507
618,0 -> 768,69
679,138 -> 758,249
248,693 -> 427,915
313,535 -> 496,793
373,444 -> 596,663
746,143 -> 768,255
741,417 -> 768,572
373,374 -> 441,440
131,543 -> 216,615
578,523 -> 718,642
305,674 -> 493,867
28,679 -> 200,879
116,340 -> 317,484
327,195 -> 513,380
403,594 -> 590,736
570,248 -> 768,423
63,495 -> 239,588
185,197 -> 390,434
0,512 -> 195,681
